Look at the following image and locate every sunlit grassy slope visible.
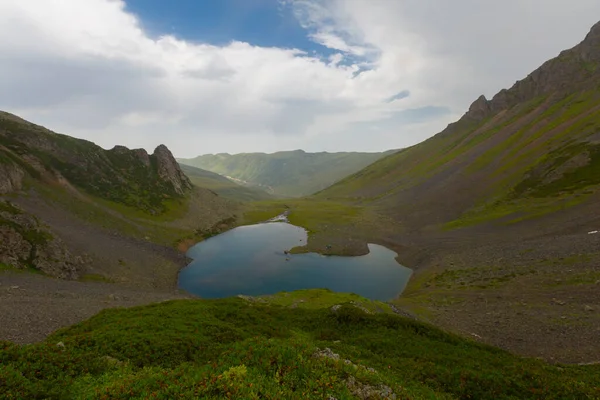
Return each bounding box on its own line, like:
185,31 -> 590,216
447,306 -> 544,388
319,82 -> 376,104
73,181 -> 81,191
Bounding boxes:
2,290 -> 598,399
179,164 -> 273,202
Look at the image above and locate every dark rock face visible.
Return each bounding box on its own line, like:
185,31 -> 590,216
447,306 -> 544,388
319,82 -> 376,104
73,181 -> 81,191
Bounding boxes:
460,21 -> 600,123
153,144 -> 192,196
0,160 -> 25,194
465,95 -> 491,120
0,201 -> 84,279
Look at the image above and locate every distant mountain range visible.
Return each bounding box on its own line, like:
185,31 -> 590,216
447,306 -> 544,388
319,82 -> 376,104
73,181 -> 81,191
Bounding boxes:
178,149 -> 398,198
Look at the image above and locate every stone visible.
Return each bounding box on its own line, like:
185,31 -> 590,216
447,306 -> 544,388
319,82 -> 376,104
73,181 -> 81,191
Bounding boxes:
551,298 -> 566,306
584,305 -> 594,312
56,342 -> 65,349
0,161 -> 25,194
153,144 -> 192,195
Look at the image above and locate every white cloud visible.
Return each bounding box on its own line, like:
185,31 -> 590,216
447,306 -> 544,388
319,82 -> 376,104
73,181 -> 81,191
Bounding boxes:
0,0 -> 599,157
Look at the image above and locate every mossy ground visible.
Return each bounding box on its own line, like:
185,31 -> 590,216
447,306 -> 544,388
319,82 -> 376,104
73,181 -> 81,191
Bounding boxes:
1,290 -> 598,399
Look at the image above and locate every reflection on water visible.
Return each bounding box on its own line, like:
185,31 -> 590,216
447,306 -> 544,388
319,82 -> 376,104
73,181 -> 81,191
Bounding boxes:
178,222 -> 412,301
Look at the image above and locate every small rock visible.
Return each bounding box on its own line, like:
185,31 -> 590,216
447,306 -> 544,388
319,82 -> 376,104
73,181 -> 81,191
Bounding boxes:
584,305 -> 594,312
313,347 -> 340,360
331,304 -> 342,312
551,298 -> 566,306
101,355 -> 124,366
107,294 -> 121,301
56,342 -> 65,349
10,286 -> 19,289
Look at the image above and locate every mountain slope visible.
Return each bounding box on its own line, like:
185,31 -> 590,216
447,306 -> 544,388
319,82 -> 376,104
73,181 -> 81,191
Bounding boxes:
235,21 -> 600,363
0,111 -> 192,215
0,111 -> 238,285
178,149 -> 397,197
179,164 -> 273,202
317,21 -> 600,233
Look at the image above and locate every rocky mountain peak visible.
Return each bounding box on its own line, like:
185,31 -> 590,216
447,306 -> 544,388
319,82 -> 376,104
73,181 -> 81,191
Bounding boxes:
465,95 -> 491,120
152,144 -> 192,196
584,20 -> 600,43
454,20 -> 600,125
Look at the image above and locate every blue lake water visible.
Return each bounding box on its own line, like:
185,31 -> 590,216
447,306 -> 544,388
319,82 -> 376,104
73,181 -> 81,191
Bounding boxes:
178,222 -> 412,301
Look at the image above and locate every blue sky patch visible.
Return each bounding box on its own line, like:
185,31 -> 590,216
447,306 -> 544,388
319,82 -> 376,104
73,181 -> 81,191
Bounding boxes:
124,0 -> 337,57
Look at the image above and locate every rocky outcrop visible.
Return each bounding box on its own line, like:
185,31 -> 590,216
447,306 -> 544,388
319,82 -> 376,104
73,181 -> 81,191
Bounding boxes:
462,21 -> 600,123
152,144 -> 192,196
133,148 -> 151,167
0,157 -> 25,194
0,113 -> 193,213
464,95 -> 491,120
0,200 -> 85,279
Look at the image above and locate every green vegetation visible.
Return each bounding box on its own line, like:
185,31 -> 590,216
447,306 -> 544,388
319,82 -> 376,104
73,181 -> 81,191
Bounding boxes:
0,114 -> 191,215
241,199 -> 364,234
179,164 -> 273,202
178,149 -> 397,198
1,291 -> 598,399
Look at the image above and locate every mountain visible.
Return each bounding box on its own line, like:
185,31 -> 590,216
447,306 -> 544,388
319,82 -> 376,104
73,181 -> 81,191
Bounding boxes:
179,164 -> 273,202
0,111 -> 238,284
178,149 -> 398,197
318,21 -> 600,233
2,289 -> 598,399
237,21 -> 600,363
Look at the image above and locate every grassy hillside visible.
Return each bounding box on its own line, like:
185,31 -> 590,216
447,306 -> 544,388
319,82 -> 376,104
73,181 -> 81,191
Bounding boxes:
232,21 -> 600,365
0,111 -> 239,285
316,22 -> 600,232
0,111 -> 192,215
179,164 -> 273,202
2,289 -> 598,399
178,149 -> 397,197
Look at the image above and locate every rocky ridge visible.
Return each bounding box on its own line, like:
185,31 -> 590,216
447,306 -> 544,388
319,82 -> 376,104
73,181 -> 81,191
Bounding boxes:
463,21 -> 600,123
0,111 -> 192,212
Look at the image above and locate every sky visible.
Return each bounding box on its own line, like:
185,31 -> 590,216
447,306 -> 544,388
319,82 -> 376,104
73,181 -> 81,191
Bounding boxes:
1,1 -> 599,158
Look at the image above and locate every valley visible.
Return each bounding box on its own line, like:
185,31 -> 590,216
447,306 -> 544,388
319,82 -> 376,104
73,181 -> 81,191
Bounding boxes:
1,15 -> 600,400
178,149 -> 397,198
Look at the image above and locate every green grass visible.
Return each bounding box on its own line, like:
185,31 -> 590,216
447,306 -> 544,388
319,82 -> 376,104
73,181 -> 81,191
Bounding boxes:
0,114 -> 191,215
442,194 -> 589,230
241,199 -> 364,234
1,291 -> 598,399
0,262 -> 45,275
258,289 -> 394,314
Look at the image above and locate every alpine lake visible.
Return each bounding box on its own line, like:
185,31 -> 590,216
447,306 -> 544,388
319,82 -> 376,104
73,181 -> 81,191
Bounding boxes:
178,215 -> 412,301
